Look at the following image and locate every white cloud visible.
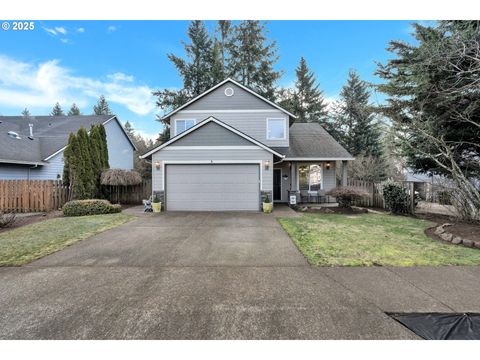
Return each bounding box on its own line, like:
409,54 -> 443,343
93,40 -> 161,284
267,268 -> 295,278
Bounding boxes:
76,27 -> 85,33
60,38 -> 69,44
107,72 -> 134,82
55,27 -> 67,35
107,25 -> 117,33
0,55 -> 156,116
43,27 -> 57,36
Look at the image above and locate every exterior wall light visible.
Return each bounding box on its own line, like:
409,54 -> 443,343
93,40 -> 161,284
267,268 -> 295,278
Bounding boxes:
325,161 -> 331,170
155,161 -> 161,170
282,174 -> 289,180
264,160 -> 270,170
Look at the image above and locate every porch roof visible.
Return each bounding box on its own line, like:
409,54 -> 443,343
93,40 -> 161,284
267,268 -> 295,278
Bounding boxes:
272,123 -> 354,161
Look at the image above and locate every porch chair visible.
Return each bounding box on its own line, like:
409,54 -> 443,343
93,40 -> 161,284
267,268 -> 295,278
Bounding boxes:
317,189 -> 326,203
143,195 -> 153,212
300,190 -> 310,203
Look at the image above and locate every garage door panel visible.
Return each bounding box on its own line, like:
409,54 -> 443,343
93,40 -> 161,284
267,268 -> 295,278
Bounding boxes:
166,164 -> 260,211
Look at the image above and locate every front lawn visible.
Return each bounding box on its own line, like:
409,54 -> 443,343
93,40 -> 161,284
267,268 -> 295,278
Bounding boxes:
0,213 -> 133,266
279,213 -> 480,266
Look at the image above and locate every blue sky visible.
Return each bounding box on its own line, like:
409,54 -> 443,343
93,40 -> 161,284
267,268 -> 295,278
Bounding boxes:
0,20 -> 416,139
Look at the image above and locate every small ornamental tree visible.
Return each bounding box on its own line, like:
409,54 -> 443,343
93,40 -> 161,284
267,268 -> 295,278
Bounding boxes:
326,186 -> 369,208
382,180 -> 410,214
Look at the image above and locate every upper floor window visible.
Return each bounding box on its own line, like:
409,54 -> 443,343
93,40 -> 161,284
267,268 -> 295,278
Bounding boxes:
266,118 -> 286,140
175,119 -> 196,136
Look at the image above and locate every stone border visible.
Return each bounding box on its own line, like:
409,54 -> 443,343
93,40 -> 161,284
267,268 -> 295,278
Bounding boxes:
433,223 -> 480,249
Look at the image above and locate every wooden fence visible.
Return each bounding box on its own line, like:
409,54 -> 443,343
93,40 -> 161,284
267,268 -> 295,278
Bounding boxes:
347,179 -> 416,213
0,180 -> 69,213
103,179 -> 152,205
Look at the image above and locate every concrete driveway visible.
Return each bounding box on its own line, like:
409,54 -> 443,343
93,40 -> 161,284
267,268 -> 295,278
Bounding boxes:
1,208 -> 479,339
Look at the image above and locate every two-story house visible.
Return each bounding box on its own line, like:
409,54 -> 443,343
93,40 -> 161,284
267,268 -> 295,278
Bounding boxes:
141,78 -> 353,211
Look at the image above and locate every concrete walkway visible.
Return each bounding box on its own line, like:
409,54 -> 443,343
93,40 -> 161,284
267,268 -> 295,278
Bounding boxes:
0,208 -> 479,339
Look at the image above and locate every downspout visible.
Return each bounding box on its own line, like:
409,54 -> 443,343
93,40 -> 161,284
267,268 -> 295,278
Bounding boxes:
28,163 -> 39,211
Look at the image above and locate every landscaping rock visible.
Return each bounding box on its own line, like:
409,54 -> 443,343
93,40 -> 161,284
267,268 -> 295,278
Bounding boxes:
474,241 -> 480,249
442,223 -> 453,227
324,208 -> 334,213
434,226 -> 445,235
440,232 -> 453,242
462,239 -> 474,248
451,236 -> 463,245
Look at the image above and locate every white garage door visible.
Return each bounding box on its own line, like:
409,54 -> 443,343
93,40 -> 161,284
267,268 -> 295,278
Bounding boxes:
166,164 -> 260,211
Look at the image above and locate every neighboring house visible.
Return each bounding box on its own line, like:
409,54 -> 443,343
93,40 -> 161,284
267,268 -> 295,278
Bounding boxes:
0,115 -> 136,180
141,78 -> 353,211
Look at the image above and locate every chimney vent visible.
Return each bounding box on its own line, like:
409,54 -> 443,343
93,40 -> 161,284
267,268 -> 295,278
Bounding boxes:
29,123 -> 34,138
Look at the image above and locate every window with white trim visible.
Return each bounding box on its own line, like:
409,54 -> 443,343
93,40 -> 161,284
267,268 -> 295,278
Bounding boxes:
266,118 -> 286,140
175,119 -> 196,136
299,164 -> 322,191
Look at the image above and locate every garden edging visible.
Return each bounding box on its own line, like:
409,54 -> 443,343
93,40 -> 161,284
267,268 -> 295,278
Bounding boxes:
434,223 -> 480,249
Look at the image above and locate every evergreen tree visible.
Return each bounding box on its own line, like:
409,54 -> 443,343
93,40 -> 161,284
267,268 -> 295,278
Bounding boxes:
63,132 -> 77,189
68,103 -> 81,116
97,124 -> 109,169
376,21 -> 480,178
293,57 -> 329,123
153,21 -> 216,121
211,40 -> 226,83
157,126 -> 170,144
124,121 -> 135,138
51,102 -> 65,116
21,108 -> 31,117
216,20 -> 232,73
228,21 -> 282,100
93,95 -> 112,115
75,127 -> 96,199
332,70 -> 383,158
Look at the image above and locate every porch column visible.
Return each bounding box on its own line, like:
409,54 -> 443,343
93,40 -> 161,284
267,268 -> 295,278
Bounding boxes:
290,162 -> 297,191
341,160 -> 348,187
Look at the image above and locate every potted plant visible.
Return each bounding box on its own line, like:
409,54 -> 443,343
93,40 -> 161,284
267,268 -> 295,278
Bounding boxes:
263,194 -> 273,213
152,194 -> 161,213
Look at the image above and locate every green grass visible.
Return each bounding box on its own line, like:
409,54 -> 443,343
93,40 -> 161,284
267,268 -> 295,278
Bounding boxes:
279,213 -> 480,266
0,213 -> 134,266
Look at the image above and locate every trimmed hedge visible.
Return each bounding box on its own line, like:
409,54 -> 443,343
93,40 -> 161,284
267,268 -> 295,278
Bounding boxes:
63,199 -> 121,217
382,180 -> 410,214
326,186 -> 369,208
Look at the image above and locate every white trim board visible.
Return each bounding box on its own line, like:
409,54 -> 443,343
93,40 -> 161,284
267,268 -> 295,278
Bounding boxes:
163,146 -> 261,150
284,157 -> 355,161
178,109 -> 283,114
140,117 -> 285,159
161,78 -> 297,120
160,160 -> 263,191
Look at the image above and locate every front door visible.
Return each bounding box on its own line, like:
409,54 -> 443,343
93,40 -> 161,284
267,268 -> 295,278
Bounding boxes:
273,169 -> 282,201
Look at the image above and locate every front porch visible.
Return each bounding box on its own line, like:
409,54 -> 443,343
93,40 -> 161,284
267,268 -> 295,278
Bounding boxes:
273,160 -> 349,205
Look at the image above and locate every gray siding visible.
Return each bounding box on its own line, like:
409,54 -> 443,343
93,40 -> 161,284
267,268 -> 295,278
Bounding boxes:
323,164 -> 337,192
171,122 -> 252,146
105,119 -> 134,170
0,152 -> 64,180
171,111 -> 289,147
187,82 -> 273,110
152,147 -> 273,193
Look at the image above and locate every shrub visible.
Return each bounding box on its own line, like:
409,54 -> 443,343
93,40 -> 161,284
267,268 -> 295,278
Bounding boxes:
101,169 -> 142,186
0,211 -> 16,228
382,180 -> 410,214
152,194 -> 160,203
63,199 -> 121,217
263,194 -> 271,203
326,186 -> 369,208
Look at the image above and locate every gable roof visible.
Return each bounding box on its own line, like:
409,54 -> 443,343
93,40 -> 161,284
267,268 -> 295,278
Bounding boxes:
160,78 -> 297,121
0,115 -> 136,165
140,116 -> 286,159
271,123 -> 354,160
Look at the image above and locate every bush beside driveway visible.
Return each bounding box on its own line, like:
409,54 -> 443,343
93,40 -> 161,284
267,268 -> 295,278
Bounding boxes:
279,213 -> 480,266
0,213 -> 133,266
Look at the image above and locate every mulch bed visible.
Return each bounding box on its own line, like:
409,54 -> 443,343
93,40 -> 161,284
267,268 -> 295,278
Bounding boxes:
295,206 -> 368,215
418,213 -> 480,245
0,211 -> 63,234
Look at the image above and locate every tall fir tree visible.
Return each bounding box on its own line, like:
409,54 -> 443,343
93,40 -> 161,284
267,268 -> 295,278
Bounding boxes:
293,57 -> 329,123
332,70 -> 383,158
93,95 -> 112,115
216,20 -> 232,73
153,21 -> 217,123
227,21 -> 282,100
68,103 -> 81,116
51,102 -> 65,116
21,108 -> 31,117
97,124 -> 109,169
124,121 -> 135,138
157,126 -> 170,144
